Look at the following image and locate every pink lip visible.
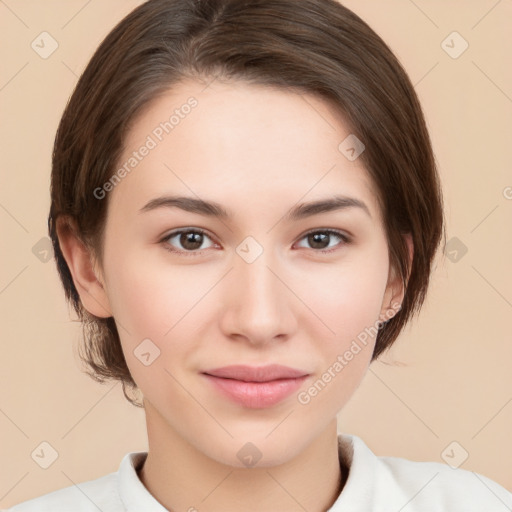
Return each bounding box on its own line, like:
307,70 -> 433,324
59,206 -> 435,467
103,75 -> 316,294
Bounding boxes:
202,365 -> 309,409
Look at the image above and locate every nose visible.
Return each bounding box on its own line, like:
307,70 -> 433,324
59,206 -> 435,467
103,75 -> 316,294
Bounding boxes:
219,248 -> 298,347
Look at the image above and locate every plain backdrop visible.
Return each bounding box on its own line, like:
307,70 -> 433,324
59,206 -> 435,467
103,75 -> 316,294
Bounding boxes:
1,0 -> 511,508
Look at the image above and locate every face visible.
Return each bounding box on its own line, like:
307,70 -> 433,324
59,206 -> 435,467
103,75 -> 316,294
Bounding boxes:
81,79 -> 403,467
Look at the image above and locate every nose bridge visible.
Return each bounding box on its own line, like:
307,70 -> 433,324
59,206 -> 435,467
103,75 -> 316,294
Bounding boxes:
241,249 -> 279,303
222,241 -> 295,343
237,246 -> 283,316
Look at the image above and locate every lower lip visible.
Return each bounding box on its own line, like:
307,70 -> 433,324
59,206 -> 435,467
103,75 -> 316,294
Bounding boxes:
203,374 -> 308,409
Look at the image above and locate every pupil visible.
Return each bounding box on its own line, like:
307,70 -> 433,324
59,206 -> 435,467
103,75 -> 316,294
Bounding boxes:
182,232 -> 202,250
310,233 -> 328,249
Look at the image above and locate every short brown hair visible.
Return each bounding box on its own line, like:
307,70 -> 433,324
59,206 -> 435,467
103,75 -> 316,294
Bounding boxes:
49,0 -> 445,406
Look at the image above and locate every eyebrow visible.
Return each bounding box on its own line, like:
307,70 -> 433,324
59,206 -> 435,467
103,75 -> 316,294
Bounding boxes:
139,194 -> 372,220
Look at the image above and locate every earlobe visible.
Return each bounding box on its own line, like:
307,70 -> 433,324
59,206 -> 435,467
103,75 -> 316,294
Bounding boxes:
56,216 -> 113,318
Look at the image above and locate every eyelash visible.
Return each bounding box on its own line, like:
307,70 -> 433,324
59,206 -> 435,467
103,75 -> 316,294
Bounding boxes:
160,228 -> 351,257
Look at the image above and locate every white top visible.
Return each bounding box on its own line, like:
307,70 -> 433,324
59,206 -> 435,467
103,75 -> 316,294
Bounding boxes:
6,434 -> 512,511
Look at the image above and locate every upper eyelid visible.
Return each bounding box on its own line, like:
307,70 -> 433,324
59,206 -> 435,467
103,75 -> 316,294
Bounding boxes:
162,227 -> 216,242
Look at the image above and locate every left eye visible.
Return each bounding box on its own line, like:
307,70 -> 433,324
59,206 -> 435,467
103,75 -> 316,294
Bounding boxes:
295,229 -> 350,253
161,228 -> 350,256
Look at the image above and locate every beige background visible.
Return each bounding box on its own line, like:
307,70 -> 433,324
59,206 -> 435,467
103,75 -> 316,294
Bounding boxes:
1,0 -> 511,508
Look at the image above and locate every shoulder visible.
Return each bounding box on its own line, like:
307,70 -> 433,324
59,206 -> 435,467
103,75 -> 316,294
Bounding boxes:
337,434 -> 512,511
6,469 -> 121,512
378,452 -> 512,510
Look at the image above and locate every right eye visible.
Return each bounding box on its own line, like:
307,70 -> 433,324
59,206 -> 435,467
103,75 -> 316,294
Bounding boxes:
160,228 -> 218,256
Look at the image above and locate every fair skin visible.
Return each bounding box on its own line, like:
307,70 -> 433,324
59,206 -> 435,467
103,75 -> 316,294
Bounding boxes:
58,78 -> 411,512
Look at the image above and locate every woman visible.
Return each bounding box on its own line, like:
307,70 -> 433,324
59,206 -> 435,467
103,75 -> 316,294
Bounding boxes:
8,0 -> 511,510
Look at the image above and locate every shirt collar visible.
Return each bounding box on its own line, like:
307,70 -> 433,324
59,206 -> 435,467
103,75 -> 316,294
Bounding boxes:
328,433 -> 378,510
117,451 -> 168,511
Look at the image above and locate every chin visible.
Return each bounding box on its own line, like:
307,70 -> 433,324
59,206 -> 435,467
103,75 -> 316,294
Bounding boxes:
195,428 -> 311,470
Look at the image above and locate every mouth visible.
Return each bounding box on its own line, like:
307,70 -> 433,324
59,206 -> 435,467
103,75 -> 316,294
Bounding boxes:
201,364 -> 310,409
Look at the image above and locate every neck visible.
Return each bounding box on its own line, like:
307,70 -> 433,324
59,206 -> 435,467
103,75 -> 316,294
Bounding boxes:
138,406 -> 346,512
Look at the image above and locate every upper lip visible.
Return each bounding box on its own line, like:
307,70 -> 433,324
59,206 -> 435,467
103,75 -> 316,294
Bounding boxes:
203,364 -> 309,382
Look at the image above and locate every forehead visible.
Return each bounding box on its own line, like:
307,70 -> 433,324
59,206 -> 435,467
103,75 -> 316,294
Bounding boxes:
110,78 -> 381,224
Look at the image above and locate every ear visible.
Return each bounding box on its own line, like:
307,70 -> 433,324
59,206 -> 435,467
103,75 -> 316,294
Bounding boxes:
56,216 -> 113,318
379,233 -> 413,321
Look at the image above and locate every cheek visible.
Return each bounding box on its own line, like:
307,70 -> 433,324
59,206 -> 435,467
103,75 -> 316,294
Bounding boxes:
296,268 -> 387,413
104,250 -> 203,339
105,267 -> 190,399
299,249 -> 389,345
294,247 -> 389,401
102,249 -> 218,380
